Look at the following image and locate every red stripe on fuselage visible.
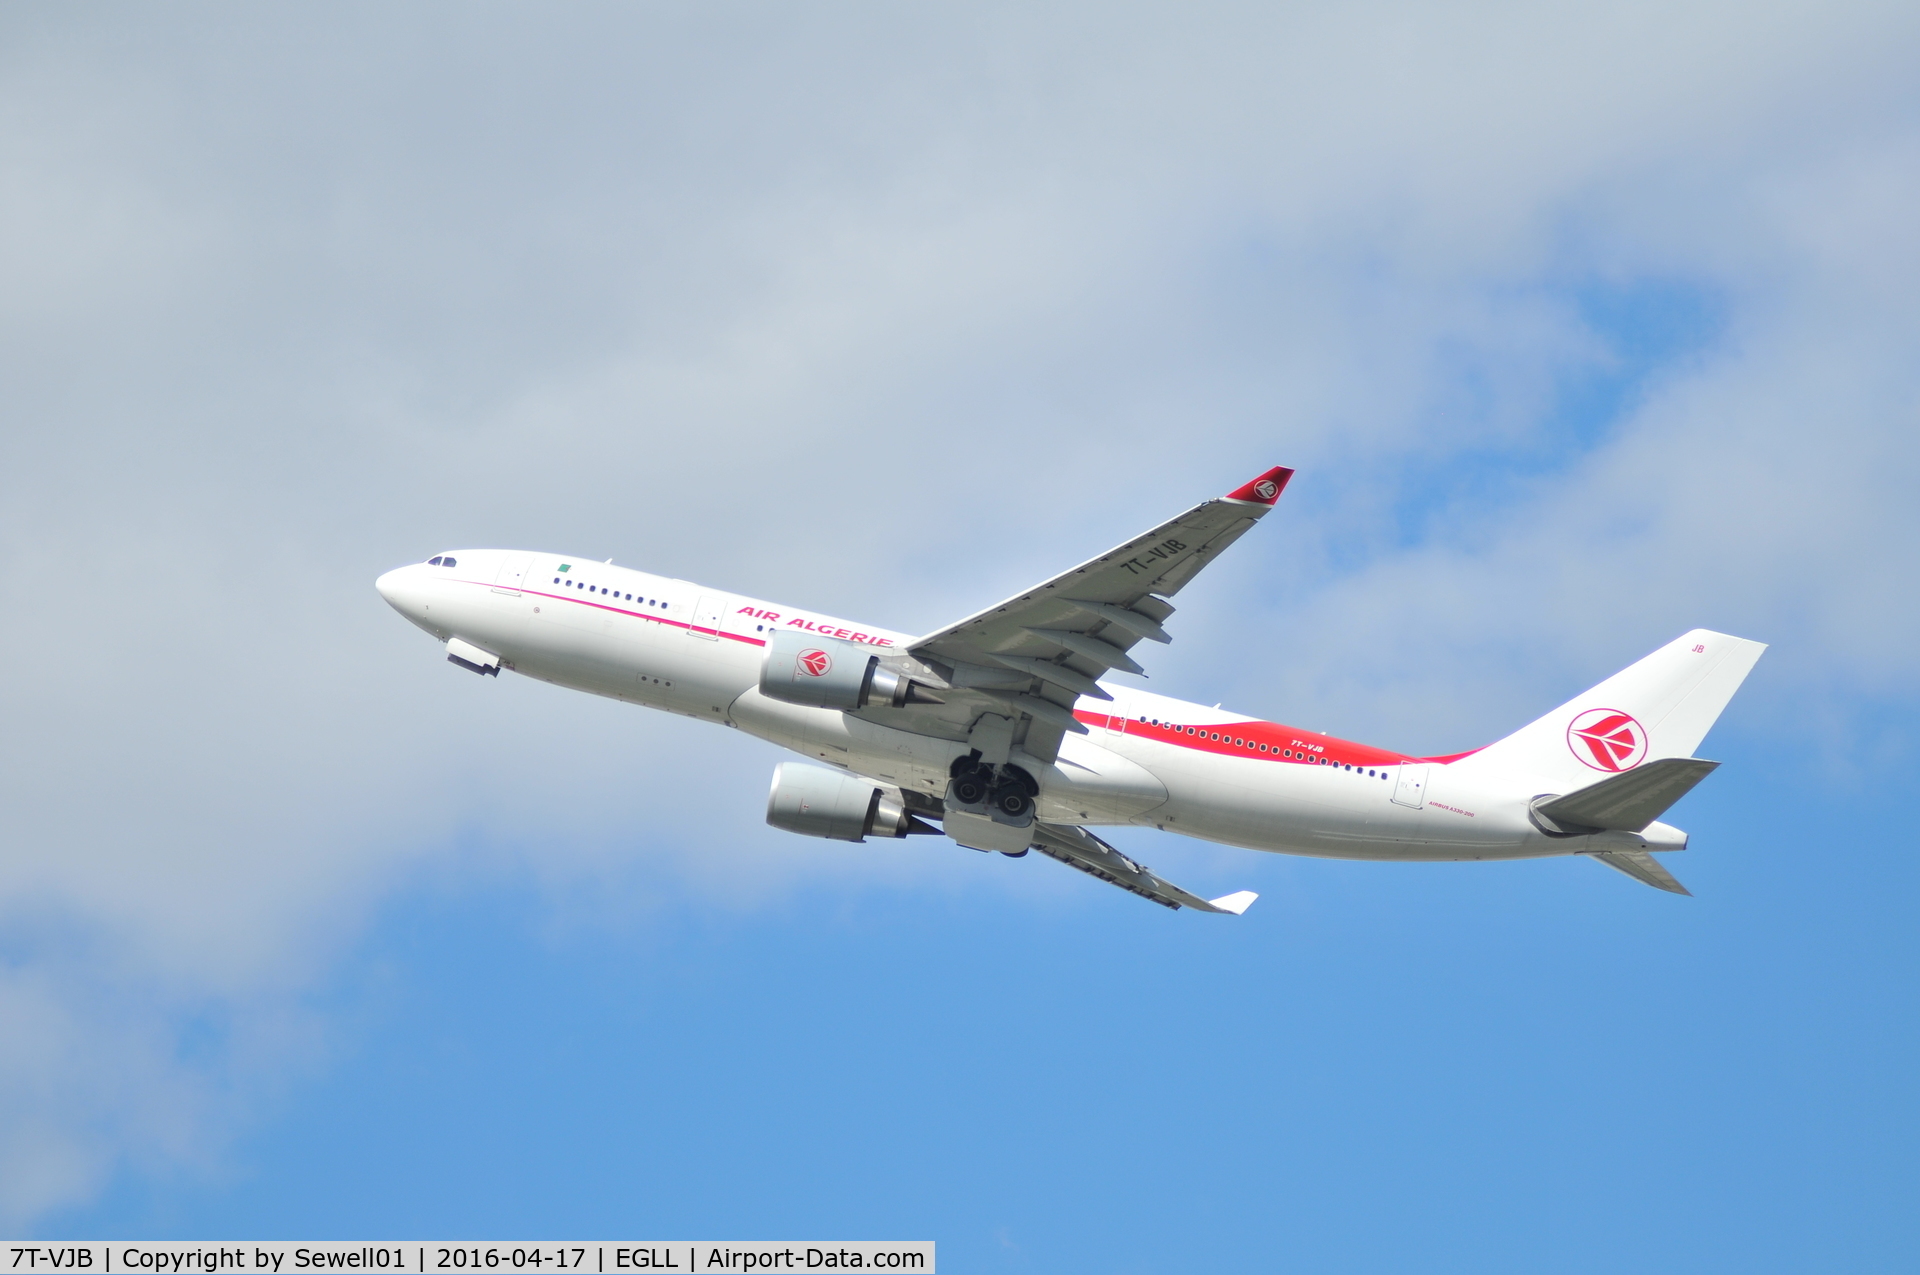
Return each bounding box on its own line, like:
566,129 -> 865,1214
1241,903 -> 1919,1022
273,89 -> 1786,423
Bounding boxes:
1077,709 -> 1415,768
455,579 -> 771,646
461,578 -> 1473,759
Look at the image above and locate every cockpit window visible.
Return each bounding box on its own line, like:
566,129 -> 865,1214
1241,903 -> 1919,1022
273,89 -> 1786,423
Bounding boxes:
427,556 -> 443,565
442,557 -> 456,568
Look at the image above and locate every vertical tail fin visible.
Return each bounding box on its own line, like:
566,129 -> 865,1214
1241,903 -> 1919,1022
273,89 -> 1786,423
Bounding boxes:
1452,629 -> 1766,788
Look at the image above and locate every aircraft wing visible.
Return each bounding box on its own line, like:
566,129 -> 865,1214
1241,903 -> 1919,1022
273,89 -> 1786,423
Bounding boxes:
885,466 -> 1293,762
1030,822 -> 1258,914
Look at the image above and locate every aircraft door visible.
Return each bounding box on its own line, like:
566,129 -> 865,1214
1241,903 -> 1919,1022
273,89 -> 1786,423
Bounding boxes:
1391,764 -> 1428,810
492,552 -> 533,595
690,594 -> 724,640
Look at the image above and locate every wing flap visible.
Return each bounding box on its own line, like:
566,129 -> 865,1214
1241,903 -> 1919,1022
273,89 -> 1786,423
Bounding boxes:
1022,628 -> 1146,675
1029,823 -> 1256,914
1067,601 -> 1171,645
975,689 -> 1090,735
985,654 -> 1112,699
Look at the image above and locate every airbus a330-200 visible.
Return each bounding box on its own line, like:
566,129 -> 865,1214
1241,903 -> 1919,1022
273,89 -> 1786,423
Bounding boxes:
375,467 -> 1763,913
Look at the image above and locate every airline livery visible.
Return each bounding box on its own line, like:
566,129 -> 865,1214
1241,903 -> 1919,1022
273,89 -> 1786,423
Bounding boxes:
376,467 -> 1763,912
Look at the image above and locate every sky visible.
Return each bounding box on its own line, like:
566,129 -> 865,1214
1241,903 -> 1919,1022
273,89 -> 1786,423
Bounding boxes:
2,1 -> 1919,1269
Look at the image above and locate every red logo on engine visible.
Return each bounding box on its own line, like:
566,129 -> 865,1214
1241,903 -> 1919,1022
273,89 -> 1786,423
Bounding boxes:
1567,708 -> 1647,772
798,648 -> 832,677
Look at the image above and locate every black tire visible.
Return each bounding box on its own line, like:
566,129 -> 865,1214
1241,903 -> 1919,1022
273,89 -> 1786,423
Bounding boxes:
993,786 -> 1034,818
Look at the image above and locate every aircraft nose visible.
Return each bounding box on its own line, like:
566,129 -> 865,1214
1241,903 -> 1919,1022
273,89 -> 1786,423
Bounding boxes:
375,566 -> 419,615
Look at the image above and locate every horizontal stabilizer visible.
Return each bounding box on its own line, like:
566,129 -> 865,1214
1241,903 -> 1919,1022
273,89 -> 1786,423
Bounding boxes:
1537,757 -> 1720,832
1589,849 -> 1691,895
1030,823 -> 1254,913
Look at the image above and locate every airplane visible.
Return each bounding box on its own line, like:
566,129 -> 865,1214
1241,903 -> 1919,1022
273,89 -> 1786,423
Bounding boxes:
375,466 -> 1764,913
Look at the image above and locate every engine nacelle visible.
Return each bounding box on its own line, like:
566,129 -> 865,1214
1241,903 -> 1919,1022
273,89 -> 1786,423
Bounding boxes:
758,631 -> 941,711
766,762 -> 929,842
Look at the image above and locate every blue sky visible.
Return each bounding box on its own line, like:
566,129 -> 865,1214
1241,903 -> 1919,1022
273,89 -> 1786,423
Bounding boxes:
4,4 -> 1919,1271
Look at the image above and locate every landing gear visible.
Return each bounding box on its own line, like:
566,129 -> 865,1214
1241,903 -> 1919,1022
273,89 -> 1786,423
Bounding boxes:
946,753 -> 1038,825
943,754 -> 1040,855
950,764 -> 991,808
992,778 -> 1034,820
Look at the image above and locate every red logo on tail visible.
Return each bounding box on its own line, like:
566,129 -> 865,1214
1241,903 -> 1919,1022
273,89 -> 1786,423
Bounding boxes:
798,648 -> 832,677
1567,708 -> 1647,771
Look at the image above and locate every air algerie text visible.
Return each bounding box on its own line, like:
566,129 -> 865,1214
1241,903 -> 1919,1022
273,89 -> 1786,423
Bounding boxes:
737,607 -> 893,647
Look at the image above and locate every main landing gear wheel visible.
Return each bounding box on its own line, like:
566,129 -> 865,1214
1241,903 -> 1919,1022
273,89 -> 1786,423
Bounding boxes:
950,770 -> 990,806
993,783 -> 1034,820
946,755 -> 1039,823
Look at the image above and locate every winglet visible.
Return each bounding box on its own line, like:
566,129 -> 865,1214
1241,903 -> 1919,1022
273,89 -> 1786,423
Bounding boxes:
1224,466 -> 1294,506
1205,890 -> 1259,915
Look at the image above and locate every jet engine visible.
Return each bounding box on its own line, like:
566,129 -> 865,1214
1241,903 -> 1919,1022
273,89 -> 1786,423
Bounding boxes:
759,631 -> 942,711
765,762 -> 939,843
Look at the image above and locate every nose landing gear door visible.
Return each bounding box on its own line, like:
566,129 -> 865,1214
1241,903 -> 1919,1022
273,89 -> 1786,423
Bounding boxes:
493,552 -> 534,596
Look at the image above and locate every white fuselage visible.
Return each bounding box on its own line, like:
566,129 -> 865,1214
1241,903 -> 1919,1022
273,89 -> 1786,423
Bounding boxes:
375,550 -> 1647,865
